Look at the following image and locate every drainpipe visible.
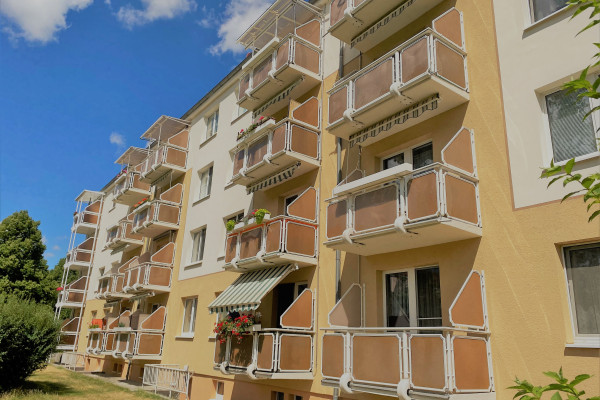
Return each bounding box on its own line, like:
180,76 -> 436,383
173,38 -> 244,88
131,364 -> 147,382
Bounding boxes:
333,138 -> 343,400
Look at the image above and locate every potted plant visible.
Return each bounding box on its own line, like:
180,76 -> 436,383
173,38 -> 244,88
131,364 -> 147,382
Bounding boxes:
226,219 -> 236,232
253,209 -> 270,224
213,314 -> 256,344
88,323 -> 99,330
117,322 -> 126,328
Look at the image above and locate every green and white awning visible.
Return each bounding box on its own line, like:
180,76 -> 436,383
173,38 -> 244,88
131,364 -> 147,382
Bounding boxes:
208,265 -> 293,314
246,162 -> 300,194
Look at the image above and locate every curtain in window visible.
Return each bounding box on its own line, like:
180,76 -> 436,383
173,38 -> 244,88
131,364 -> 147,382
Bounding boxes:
385,272 -> 410,327
182,298 -> 197,333
531,0 -> 567,22
546,89 -> 596,162
416,267 -> 442,327
567,246 -> 600,334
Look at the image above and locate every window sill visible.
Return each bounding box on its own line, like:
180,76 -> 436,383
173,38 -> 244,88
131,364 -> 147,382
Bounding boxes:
566,340 -> 600,349
175,335 -> 195,340
523,6 -> 571,33
199,133 -> 217,149
231,109 -> 250,125
184,260 -> 203,269
192,195 -> 210,206
553,151 -> 600,167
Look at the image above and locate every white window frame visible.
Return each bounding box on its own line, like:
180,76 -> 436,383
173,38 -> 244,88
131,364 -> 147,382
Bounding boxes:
540,81 -> 600,167
206,109 -> 219,141
190,228 -> 207,264
382,265 -> 441,328
379,140 -> 433,172
197,166 -> 213,202
221,212 -> 244,254
231,104 -> 248,122
294,281 -> 309,298
181,297 -> 198,338
562,243 -> 600,348
525,0 -> 569,26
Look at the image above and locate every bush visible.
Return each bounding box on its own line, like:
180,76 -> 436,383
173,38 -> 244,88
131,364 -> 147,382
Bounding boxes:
0,294 -> 60,392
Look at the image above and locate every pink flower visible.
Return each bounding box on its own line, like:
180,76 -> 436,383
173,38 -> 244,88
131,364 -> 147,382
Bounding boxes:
56,287 -> 63,291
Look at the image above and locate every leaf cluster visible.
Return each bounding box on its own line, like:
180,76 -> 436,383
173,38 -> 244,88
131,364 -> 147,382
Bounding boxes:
509,368 -> 600,400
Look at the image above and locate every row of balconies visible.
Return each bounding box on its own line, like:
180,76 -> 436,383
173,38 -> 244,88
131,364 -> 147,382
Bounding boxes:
56,276 -> 88,308
104,217 -> 144,251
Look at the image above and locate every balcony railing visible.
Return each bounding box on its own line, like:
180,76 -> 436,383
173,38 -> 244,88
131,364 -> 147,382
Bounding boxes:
328,9 -> 468,145
225,216 -> 318,271
56,276 -> 88,308
329,0 -> 444,51
140,141 -> 188,184
238,31 -> 322,113
326,162 -> 480,255
123,264 -> 172,294
72,201 -> 101,236
321,328 -> 494,398
214,330 -> 313,380
143,364 -> 192,399
113,170 -> 151,206
57,317 -> 81,351
131,184 -> 182,237
104,218 -> 143,251
65,237 -> 95,270
95,273 -> 128,300
231,118 -> 321,187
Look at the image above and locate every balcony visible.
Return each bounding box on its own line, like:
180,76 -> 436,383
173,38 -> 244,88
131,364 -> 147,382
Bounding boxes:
58,317 -> 81,351
131,184 -> 183,237
237,0 -> 322,114
122,243 -> 174,294
113,170 -> 152,206
214,289 -> 315,380
104,217 -> 143,251
103,307 -> 166,360
231,98 -> 321,189
95,273 -> 129,300
321,272 -> 494,398
65,237 -> 95,271
225,188 -> 318,271
72,200 -> 101,236
56,276 -> 88,308
139,124 -> 189,183
328,9 -> 468,146
329,0 -> 444,51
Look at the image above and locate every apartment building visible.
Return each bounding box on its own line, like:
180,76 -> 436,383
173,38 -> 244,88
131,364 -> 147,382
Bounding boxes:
55,0 -> 600,399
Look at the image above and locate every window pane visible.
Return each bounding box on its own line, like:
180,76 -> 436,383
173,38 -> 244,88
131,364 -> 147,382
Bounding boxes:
546,89 -> 596,162
190,298 -> 197,332
383,153 -> 405,170
566,245 -> 600,334
182,299 -> 193,332
416,267 -> 442,327
385,272 -> 410,327
531,0 -> 567,22
412,143 -> 433,169
191,232 -> 199,262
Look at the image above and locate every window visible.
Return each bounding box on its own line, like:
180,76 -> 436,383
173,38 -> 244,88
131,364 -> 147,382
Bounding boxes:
206,110 -> 219,140
294,281 -> 308,298
564,244 -> 600,342
232,105 -> 248,121
181,297 -> 198,336
384,266 -> 442,328
529,0 -> 567,22
198,166 -> 213,201
382,152 -> 405,170
284,194 -> 298,215
191,228 -> 207,263
290,396 -> 302,400
412,142 -> 434,169
151,304 -> 160,313
272,392 -> 285,400
545,88 -> 598,163
214,381 -> 224,400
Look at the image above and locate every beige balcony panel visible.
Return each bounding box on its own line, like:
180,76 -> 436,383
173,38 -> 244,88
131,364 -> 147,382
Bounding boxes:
433,8 -> 463,48
276,40 -> 290,70
61,318 -> 79,332
287,186 -> 317,221
445,174 -> 478,224
240,228 -> 263,260
296,19 -> 320,46
406,172 -> 439,221
225,236 -> 238,263
247,136 -> 269,169
290,125 -> 319,159
265,221 -> 282,253
285,222 -> 316,256
450,271 -> 486,329
442,128 -> 475,174
322,334 -> 345,379
160,184 -> 183,204
401,38 -> 429,82
157,204 -> 179,225
167,129 -> 189,149
147,267 -> 172,288
328,87 -> 347,125
105,333 -> 116,351
410,335 -> 446,390
214,340 -> 227,365
329,0 -> 347,27
271,124 -> 286,154
229,336 -> 253,368
292,97 -> 319,127
60,335 -> 77,346
355,58 -> 394,110
254,57 -> 273,89
453,337 -> 491,391
354,184 -> 398,232
352,335 -> 400,384
165,147 -> 186,169
239,74 -> 250,100
436,42 -> 466,89
326,201 -> 347,239
278,335 -> 312,371
137,333 -> 163,356
256,334 -> 275,371
328,284 -> 363,327
280,290 -> 313,329
293,42 -> 320,75
232,149 -> 245,177
70,277 -> 87,291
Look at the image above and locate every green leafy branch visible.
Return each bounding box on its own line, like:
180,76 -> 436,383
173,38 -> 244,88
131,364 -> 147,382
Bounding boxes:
509,368 -> 600,400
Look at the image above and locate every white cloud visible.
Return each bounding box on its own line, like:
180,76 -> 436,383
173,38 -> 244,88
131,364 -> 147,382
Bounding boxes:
45,252 -> 55,258
42,236 -> 48,245
116,0 -> 197,29
0,0 -> 93,44
109,132 -> 126,149
196,6 -> 214,29
52,245 -> 61,251
208,0 -> 271,56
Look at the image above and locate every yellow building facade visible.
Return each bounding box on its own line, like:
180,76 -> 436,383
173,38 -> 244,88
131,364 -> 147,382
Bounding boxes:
55,0 -> 600,399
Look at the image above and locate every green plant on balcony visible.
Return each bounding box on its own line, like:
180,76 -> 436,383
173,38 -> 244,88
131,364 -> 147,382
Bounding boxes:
117,322 -> 125,328
251,208 -> 270,224
226,219 -> 236,232
236,116 -> 271,141
213,314 -> 255,344
88,324 -> 99,329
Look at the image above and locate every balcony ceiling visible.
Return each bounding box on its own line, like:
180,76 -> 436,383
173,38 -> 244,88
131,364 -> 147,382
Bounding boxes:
115,147 -> 149,166
140,115 -> 190,142
75,190 -> 103,203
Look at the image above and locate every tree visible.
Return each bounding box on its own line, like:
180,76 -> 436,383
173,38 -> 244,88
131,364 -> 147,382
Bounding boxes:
0,211 -> 55,306
540,1 -> 600,222
0,294 -> 60,392
509,368 -> 599,400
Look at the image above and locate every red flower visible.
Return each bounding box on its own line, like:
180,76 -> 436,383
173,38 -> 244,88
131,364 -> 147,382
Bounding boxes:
56,287 -> 63,291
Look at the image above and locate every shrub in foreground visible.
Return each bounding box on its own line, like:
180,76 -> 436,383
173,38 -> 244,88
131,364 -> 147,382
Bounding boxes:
0,294 -> 60,392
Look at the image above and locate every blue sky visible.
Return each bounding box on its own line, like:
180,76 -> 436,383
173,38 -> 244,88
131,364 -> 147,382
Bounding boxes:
0,0 -> 271,267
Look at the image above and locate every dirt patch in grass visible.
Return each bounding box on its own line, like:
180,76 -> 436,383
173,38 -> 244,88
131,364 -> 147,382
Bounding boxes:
1,365 -> 161,400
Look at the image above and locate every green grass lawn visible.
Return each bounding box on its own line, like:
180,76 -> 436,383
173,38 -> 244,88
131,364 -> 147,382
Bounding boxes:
1,364 -> 162,400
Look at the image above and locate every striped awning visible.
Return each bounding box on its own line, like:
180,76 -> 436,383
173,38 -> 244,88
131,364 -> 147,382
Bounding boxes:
246,162 -> 300,194
208,265 -> 293,314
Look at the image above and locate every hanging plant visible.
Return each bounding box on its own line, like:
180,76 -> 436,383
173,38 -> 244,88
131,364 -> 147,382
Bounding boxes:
213,314 -> 255,344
